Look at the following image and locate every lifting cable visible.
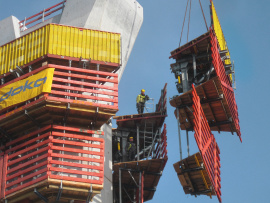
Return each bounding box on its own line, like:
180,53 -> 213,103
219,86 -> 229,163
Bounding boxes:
187,0 -> 192,43
179,0 -> 190,47
179,0 -> 209,47
199,0 -> 208,31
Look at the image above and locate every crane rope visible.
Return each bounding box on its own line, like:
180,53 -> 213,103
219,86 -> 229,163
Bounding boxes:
179,0 -> 209,47
187,0 -> 192,43
179,0 -> 190,47
199,0 -> 208,31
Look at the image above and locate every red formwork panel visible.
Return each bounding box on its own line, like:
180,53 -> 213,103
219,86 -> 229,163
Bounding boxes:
0,63 -> 118,115
153,123 -> 168,160
156,83 -> 167,114
2,125 -> 104,198
0,145 -> 5,199
210,29 -> 241,142
192,85 -> 222,203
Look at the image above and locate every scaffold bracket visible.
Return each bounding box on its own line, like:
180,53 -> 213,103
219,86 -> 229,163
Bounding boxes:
34,188 -> 48,203
178,165 -> 204,175
25,110 -> 40,127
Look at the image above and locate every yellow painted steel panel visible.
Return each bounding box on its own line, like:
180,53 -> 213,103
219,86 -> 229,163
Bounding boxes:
0,24 -> 121,76
211,2 -> 232,79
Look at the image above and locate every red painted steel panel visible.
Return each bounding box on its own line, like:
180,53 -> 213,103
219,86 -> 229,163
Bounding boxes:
51,145 -> 104,156
49,174 -> 103,185
50,153 -> 103,163
50,160 -> 103,171
52,125 -> 104,135
3,125 -> 105,198
153,123 -> 168,159
1,154 -> 8,198
192,85 -> 222,203
0,155 -> 3,198
156,83 -> 167,113
5,175 -> 48,196
210,29 -> 241,142
0,64 -> 119,117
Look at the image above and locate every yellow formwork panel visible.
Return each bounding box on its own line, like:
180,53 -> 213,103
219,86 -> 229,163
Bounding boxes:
0,24 -> 121,76
211,2 -> 232,66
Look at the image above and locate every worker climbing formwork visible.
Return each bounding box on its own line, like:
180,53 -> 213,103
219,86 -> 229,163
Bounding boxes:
169,0 -> 241,202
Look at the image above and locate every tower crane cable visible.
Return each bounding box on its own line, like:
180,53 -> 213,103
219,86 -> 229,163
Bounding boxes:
187,0 -> 192,43
179,0 -> 209,46
179,0 -> 190,47
199,0 -> 209,31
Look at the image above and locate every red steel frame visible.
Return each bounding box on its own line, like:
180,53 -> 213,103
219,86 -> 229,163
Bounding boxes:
19,1 -> 66,30
153,124 -> 167,160
1,125 -> 104,198
156,83 -> 167,114
192,84 -> 221,203
0,64 -> 118,120
0,145 -> 5,199
210,29 -> 241,142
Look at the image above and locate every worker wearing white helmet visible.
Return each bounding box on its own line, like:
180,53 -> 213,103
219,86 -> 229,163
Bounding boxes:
136,89 -> 149,114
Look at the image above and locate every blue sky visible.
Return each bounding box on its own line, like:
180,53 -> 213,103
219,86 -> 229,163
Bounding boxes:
0,0 -> 269,202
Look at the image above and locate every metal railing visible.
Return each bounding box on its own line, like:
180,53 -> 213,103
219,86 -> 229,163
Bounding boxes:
19,1 -> 66,31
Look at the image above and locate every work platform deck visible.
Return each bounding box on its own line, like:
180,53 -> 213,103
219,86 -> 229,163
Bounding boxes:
173,153 -> 214,197
113,158 -> 167,202
170,31 -> 211,60
170,76 -> 238,134
0,98 -> 114,138
113,112 -> 166,129
3,178 -> 102,203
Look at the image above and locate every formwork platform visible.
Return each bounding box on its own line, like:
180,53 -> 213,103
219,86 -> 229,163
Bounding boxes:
173,153 -> 214,197
170,31 -> 211,62
170,76 -> 237,134
114,112 -> 166,130
113,158 -> 167,203
0,62 -> 118,139
169,29 -> 241,141
0,125 -> 104,203
0,23 -> 121,76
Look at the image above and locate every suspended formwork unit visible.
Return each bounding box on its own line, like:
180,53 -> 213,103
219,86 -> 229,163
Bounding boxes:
169,1 -> 241,202
112,84 -> 168,203
0,10 -> 121,202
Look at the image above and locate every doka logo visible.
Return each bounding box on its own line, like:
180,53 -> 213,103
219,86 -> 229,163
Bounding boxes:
0,77 -> 47,102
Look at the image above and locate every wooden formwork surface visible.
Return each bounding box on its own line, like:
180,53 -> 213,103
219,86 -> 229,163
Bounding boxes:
170,31 -> 210,60
3,178 -> 102,203
170,76 -> 235,134
113,158 -> 167,202
173,153 -> 215,197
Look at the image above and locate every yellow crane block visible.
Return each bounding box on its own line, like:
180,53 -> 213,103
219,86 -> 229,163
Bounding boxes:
0,24 -> 121,76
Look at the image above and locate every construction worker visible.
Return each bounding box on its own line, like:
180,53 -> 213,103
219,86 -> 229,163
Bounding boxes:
136,89 -> 149,114
114,137 -> 122,162
125,137 -> 136,161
